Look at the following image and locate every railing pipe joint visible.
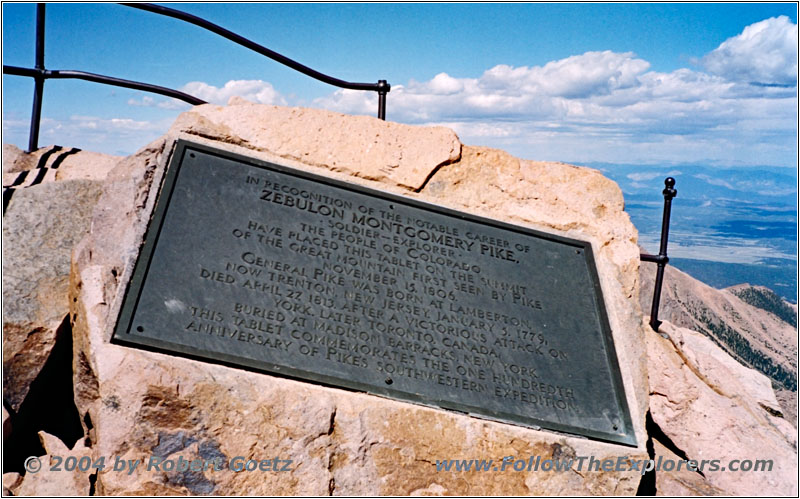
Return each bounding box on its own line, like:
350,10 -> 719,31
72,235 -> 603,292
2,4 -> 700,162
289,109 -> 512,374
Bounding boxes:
643,177 -> 677,335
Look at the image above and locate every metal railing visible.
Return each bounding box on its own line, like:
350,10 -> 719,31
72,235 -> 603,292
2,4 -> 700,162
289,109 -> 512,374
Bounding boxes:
3,3 -> 390,153
640,177 -> 677,332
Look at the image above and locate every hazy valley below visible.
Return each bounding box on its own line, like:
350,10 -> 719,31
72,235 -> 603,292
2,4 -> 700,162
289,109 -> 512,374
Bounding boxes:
596,162 -> 797,303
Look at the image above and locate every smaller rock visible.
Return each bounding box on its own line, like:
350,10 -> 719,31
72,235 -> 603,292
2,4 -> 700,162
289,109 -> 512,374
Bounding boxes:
14,432 -> 92,496
3,405 -> 10,440
409,483 -> 448,496
2,144 -> 36,175
2,144 -> 119,181
169,102 -> 462,191
2,472 -> 22,495
666,322 -> 785,414
653,441 -> 725,496
774,387 -> 798,428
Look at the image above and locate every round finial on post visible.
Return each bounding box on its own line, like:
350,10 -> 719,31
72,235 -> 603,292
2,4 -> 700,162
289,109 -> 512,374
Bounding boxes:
663,177 -> 677,199
377,79 -> 391,92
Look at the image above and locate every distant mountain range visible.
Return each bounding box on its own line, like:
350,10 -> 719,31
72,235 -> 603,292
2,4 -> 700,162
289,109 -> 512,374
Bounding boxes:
667,257 -> 797,304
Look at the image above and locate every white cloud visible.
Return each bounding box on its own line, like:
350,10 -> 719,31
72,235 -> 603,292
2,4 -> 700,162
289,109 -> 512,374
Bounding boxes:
317,51 -> 652,121
21,115 -> 175,155
429,121 -> 516,138
180,80 -> 287,106
128,96 -> 188,110
65,115 -> 162,132
128,96 -> 156,107
318,50 -> 761,130
694,173 -> 797,197
316,88 -> 378,116
126,79 -> 288,110
527,50 -> 650,98
425,73 -> 465,95
312,29 -> 796,166
700,16 -> 798,85
627,171 -> 682,182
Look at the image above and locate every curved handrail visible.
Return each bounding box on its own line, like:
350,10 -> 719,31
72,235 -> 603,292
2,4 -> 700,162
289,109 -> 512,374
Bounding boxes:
3,3 -> 390,152
3,65 -> 206,105
122,3 -> 390,95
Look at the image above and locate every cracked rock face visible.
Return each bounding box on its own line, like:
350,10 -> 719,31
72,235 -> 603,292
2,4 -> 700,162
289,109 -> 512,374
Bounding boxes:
2,147 -> 118,412
66,102 -> 648,494
652,440 -> 726,496
647,322 -> 798,496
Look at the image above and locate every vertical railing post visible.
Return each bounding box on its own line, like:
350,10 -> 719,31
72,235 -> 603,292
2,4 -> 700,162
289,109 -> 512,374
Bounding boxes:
648,177 -> 677,332
376,79 -> 389,120
27,3 -> 46,152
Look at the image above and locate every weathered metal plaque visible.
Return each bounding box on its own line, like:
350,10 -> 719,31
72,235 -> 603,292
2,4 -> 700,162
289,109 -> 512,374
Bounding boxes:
114,140 -> 636,446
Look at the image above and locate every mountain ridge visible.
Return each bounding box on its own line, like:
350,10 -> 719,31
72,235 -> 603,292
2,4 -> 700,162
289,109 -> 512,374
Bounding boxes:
725,283 -> 797,327
640,258 -> 798,425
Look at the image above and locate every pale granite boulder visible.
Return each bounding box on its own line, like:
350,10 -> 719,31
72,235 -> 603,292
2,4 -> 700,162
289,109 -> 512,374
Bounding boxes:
68,102 -> 649,494
647,321 -> 797,496
2,147 -> 118,411
11,432 -> 92,496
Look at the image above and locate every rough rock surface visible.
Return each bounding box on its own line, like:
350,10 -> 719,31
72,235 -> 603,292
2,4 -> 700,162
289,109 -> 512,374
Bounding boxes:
2,144 -> 120,184
3,472 -> 23,496
3,144 -> 32,174
11,432 -> 92,496
774,387 -> 798,429
647,321 -> 797,496
652,440 -> 725,496
2,150 -> 116,411
2,406 -> 9,437
67,102 -> 649,494
169,96 -> 461,191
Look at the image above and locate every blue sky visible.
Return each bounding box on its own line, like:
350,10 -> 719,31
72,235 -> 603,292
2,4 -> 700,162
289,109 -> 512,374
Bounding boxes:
2,2 -> 798,166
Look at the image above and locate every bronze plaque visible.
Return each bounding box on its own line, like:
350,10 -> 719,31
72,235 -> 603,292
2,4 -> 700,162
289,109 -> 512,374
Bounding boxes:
114,140 -> 636,446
